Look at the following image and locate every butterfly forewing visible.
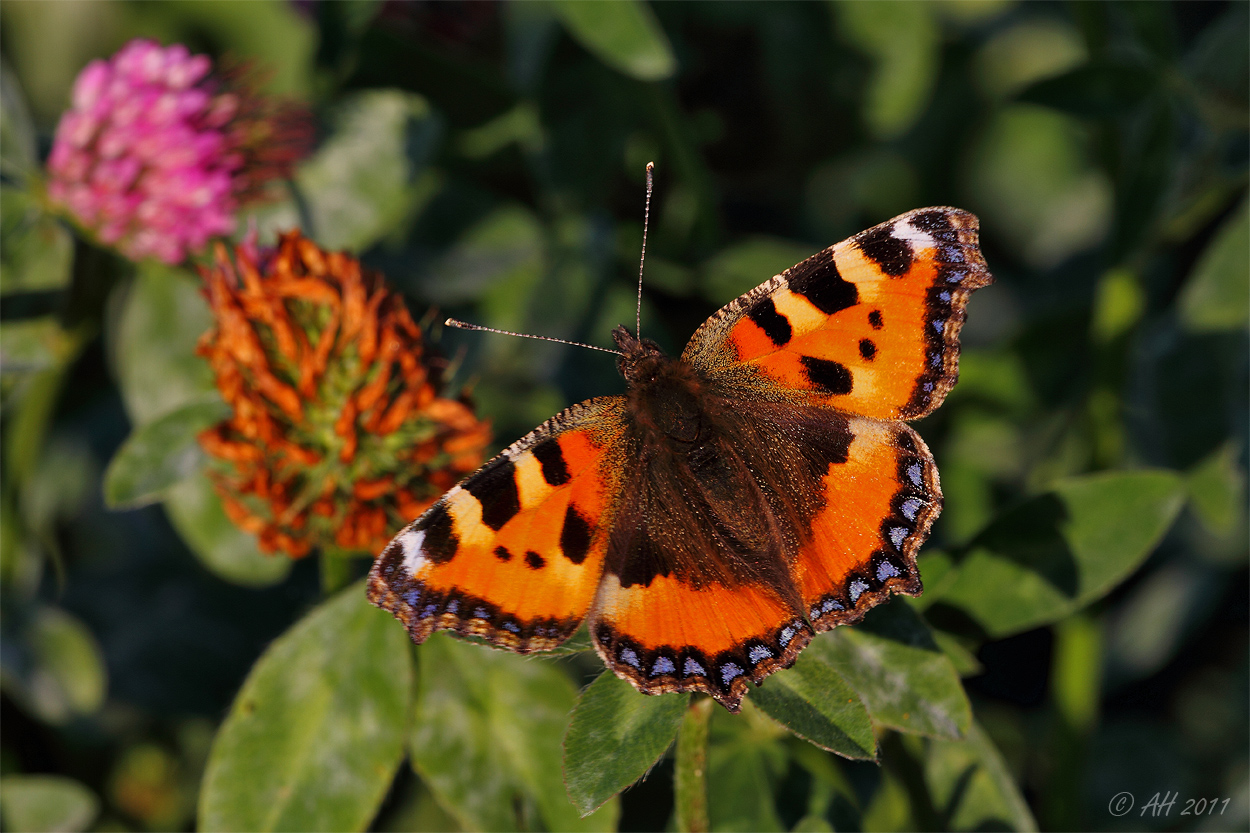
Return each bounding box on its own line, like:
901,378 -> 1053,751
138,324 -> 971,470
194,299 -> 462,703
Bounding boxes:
683,207 -> 992,421
367,397 -> 626,652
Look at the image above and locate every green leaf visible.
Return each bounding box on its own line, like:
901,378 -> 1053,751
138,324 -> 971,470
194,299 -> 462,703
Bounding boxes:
750,651 -> 876,759
550,0 -> 677,81
0,61 -> 37,178
834,0 -> 939,138
0,775 -> 99,833
964,104 -> 1112,269
103,399 -> 230,510
932,470 -> 1186,638
0,317 -> 74,404
706,704 -> 788,832
2,606 -> 108,725
0,187 -> 73,295
108,265 -> 287,585
973,19 -> 1090,101
1179,197 -> 1249,332
419,205 -> 545,305
163,473 -> 290,587
411,634 -> 619,832
1090,268 -> 1145,343
816,603 -> 971,741
700,237 -> 816,305
929,629 -> 984,677
564,671 -> 687,816
110,263 -> 217,426
295,90 -> 443,253
1,320 -> 89,509
199,581 -> 412,833
924,721 -> 1039,833
131,0 -> 315,98
1186,441 -> 1246,537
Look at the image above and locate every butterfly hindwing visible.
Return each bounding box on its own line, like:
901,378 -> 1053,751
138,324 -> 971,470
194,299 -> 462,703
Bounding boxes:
591,575 -> 811,713
586,396 -> 863,712
684,207 -> 992,420
367,397 -> 627,652
793,416 -> 938,631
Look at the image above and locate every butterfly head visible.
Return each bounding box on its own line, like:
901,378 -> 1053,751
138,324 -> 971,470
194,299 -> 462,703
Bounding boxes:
613,325 -> 668,385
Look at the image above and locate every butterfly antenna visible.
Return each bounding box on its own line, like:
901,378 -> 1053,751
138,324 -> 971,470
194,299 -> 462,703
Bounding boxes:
444,319 -> 623,356
636,161 -> 654,338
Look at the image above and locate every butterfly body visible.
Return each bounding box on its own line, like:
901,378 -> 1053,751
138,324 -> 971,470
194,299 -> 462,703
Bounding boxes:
369,207 -> 992,711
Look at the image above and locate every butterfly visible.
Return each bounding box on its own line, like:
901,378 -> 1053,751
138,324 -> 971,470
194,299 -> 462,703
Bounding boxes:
368,206 -> 992,712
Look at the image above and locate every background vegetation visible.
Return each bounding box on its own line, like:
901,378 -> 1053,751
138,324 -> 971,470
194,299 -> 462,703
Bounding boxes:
1,1 -> 1246,831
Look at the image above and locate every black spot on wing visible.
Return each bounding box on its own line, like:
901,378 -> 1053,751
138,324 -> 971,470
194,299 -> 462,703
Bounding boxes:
525,550 -> 546,570
531,438 -> 570,487
787,251 -> 859,314
465,458 -> 520,531
746,298 -> 792,346
868,309 -> 883,329
909,209 -> 955,236
560,505 -> 593,564
859,339 -> 876,361
857,224 -> 912,277
494,545 -> 512,562
417,503 -> 458,564
800,356 -> 853,395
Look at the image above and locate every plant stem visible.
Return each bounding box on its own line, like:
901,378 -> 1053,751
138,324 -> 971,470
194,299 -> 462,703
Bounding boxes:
675,696 -> 713,833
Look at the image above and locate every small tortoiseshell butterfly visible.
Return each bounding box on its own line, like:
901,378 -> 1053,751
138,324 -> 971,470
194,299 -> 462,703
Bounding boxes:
368,206 -> 992,711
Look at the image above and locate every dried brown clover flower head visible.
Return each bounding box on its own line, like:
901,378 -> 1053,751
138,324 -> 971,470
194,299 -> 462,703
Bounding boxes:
197,231 -> 490,558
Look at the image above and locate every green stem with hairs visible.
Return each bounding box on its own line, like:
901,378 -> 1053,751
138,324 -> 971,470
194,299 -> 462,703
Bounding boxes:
675,696 -> 713,833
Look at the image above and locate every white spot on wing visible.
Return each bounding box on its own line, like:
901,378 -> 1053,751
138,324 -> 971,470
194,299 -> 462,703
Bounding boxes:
400,528 -> 428,575
893,220 -> 937,251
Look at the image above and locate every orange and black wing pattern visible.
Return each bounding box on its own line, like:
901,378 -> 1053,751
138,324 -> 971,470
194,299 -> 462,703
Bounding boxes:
367,397 -> 626,652
684,207 -> 992,420
369,206 -> 991,713
591,570 -> 812,712
792,416 -> 940,633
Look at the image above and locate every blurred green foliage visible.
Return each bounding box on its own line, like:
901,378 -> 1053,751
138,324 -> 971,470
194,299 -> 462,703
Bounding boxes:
1,1 -> 1246,832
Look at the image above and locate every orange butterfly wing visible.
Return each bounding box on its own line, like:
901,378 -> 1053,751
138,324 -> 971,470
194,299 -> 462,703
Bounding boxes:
591,572 -> 813,710
367,397 -> 626,651
685,207 -> 991,420
795,417 -> 939,631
